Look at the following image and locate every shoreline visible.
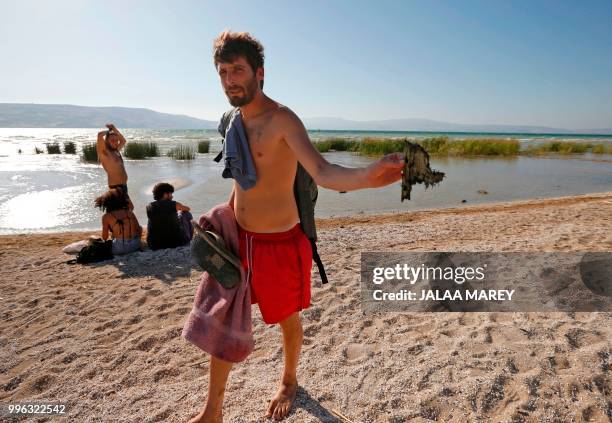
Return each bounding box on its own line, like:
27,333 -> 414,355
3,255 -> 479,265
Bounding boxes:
2,190 -> 611,242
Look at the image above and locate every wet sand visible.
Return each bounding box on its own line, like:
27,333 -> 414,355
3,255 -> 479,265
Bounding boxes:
0,192 -> 611,422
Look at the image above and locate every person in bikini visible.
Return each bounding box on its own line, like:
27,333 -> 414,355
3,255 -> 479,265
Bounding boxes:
189,31 -> 404,423
96,123 -> 133,209
95,188 -> 143,255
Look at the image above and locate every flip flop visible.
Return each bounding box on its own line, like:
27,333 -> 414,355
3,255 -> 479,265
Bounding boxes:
190,220 -> 242,288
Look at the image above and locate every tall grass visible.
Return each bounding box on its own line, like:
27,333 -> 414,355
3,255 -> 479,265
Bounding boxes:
198,140 -> 210,153
35,147 -> 43,154
81,143 -> 98,162
142,142 -> 159,157
313,136 -> 520,157
45,143 -> 61,154
63,141 -> 77,154
124,142 -> 159,159
313,140 -> 331,152
415,137 -> 520,156
523,141 -> 590,155
591,143 -> 612,154
167,144 -> 196,160
313,136 -> 604,157
314,138 -> 360,153
419,136 -> 450,155
448,138 -> 520,155
359,138 -> 406,155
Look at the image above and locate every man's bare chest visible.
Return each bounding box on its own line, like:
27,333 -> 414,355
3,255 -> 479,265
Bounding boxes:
103,151 -> 124,166
243,121 -> 283,161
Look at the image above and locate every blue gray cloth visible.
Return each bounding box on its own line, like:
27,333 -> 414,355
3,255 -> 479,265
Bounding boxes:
220,110 -> 257,190
111,237 -> 141,255
178,210 -> 194,244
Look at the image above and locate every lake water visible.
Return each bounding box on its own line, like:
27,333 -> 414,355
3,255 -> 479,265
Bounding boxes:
1,128 -> 611,234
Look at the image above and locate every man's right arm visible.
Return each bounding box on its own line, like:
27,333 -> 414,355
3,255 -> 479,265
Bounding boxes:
96,130 -> 107,159
175,202 -> 191,212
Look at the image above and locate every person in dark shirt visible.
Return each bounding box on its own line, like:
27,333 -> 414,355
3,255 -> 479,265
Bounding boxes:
146,182 -> 193,250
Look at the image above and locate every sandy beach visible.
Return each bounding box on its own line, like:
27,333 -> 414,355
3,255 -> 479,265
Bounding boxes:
1,192 -> 611,422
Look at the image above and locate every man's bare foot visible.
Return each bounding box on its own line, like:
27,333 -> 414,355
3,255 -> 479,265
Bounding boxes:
266,379 -> 298,420
187,407 -> 222,423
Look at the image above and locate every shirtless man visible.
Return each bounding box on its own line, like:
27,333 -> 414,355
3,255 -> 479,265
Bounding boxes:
96,123 -> 133,209
189,31 -> 404,423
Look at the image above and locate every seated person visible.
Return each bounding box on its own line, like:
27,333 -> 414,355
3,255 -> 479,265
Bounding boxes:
95,188 -> 143,255
146,182 -> 193,250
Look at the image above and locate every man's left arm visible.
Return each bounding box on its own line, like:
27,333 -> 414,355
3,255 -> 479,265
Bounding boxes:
280,109 -> 404,192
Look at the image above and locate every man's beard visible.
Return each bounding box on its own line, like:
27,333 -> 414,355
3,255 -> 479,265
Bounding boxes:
226,77 -> 258,107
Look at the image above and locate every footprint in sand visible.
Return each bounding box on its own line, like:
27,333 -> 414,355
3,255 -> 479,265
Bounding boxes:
303,324 -> 320,338
30,374 -> 54,393
343,343 -> 371,362
133,296 -> 147,307
135,335 -> 160,352
61,352 -> 78,364
156,303 -> 172,312
153,368 -> 180,382
4,375 -> 23,391
94,319 -> 122,332
127,314 -> 143,325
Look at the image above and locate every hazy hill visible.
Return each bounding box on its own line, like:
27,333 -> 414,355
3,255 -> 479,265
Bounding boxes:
0,103 -> 216,129
302,116 -> 612,134
2,103 -> 610,134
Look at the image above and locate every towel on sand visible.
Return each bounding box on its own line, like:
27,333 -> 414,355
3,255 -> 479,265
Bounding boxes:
181,201 -> 254,363
220,110 -> 257,191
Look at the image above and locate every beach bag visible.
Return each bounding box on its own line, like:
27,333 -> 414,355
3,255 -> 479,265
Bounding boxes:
70,238 -> 113,264
62,239 -> 90,255
214,108 -> 328,284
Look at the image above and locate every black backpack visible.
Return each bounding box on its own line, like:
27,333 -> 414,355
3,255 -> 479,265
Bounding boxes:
214,107 -> 328,284
69,238 -> 114,264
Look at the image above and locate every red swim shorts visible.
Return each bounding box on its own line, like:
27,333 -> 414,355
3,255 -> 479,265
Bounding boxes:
237,222 -> 313,325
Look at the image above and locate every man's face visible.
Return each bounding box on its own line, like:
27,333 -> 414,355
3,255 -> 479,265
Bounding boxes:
106,133 -> 120,150
217,56 -> 262,107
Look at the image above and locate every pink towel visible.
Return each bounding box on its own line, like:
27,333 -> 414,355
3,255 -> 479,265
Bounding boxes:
181,201 -> 254,362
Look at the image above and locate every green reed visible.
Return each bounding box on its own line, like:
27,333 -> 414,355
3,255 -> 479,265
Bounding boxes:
45,143 -> 61,154
63,141 -> 77,154
198,141 -> 210,153
124,142 -> 159,159
81,143 -> 98,162
167,144 -> 196,160
523,141 -> 590,155
591,143 -> 612,154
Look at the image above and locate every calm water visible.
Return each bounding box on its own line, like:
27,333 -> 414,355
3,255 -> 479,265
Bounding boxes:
1,128 -> 611,234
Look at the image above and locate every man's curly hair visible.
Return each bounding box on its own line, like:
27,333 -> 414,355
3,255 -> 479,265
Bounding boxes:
213,30 -> 265,88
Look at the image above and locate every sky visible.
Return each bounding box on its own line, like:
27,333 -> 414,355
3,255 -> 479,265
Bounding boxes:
1,0 -> 611,129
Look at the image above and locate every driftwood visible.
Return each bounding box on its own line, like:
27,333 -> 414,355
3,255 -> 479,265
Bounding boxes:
401,139 -> 445,201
